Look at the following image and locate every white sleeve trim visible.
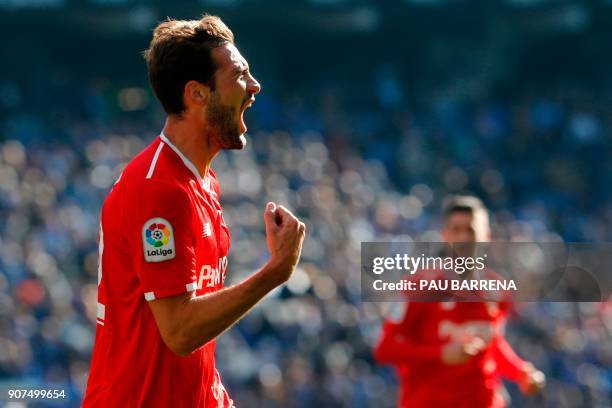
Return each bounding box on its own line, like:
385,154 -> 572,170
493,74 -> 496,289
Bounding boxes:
97,302 -> 106,320
143,282 -> 198,302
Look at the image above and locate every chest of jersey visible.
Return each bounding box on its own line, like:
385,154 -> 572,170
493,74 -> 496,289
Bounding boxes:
189,182 -> 231,295
411,302 -> 501,343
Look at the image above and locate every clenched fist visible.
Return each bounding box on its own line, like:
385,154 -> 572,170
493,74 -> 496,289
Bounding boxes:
263,202 -> 306,285
519,363 -> 546,395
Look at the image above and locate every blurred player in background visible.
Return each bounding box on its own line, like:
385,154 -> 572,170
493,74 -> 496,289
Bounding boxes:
374,195 -> 545,408
83,15 -> 305,407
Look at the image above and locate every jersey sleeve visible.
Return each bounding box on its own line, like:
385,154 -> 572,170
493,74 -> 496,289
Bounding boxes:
125,181 -> 198,301
491,334 -> 529,382
373,302 -> 443,365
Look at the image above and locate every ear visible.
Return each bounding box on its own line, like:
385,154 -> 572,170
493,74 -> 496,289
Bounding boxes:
183,80 -> 210,110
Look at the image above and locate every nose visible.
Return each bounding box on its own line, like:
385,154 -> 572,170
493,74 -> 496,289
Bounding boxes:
247,74 -> 261,96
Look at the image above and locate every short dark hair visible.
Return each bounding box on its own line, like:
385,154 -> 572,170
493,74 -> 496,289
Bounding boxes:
442,195 -> 487,221
143,15 -> 234,115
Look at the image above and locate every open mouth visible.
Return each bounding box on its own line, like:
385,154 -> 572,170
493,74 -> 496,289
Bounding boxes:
242,97 -> 255,110
239,97 -> 255,133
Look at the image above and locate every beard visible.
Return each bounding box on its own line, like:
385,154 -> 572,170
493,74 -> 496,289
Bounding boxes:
205,91 -> 248,150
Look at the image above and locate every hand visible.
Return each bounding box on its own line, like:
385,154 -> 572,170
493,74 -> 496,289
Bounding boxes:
263,202 -> 306,285
519,363 -> 546,395
441,337 -> 486,365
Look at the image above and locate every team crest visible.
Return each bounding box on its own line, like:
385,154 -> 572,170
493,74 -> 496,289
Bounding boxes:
142,217 -> 176,262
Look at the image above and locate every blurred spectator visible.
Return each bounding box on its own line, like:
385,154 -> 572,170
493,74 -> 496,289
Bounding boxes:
1,2 -> 611,406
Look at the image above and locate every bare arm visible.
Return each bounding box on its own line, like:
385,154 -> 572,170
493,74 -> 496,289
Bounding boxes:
149,202 -> 305,356
491,336 -> 545,394
149,264 -> 282,355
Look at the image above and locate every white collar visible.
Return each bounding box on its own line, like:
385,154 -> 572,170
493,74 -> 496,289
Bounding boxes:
160,131 -> 211,192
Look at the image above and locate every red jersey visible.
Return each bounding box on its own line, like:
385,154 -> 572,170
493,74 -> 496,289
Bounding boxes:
84,133 -> 234,407
374,299 -> 528,408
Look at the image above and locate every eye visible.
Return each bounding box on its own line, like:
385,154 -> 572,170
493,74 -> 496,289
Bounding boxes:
238,69 -> 250,79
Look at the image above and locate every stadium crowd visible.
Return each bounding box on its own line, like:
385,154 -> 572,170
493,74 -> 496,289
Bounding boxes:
0,69 -> 610,407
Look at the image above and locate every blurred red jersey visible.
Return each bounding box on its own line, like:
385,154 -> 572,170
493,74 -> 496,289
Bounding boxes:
374,299 -> 528,408
83,133 -> 234,407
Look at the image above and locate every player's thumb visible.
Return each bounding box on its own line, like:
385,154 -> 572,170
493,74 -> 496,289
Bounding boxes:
264,202 -> 278,234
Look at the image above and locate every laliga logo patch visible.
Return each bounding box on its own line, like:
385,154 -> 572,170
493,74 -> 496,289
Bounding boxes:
142,217 -> 176,262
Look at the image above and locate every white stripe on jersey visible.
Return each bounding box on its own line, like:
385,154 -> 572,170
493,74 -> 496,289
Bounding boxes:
146,142 -> 165,179
160,131 -> 211,189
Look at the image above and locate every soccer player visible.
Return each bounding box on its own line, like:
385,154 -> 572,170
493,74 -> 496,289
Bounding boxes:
83,15 -> 305,407
373,195 -> 544,408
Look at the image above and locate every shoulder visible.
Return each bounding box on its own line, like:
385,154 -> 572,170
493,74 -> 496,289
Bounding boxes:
119,171 -> 193,217
117,179 -> 194,241
121,136 -> 193,186
124,179 -> 192,210
120,137 -> 165,181
119,138 -> 190,199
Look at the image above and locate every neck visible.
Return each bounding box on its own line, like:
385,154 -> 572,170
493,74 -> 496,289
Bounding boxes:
161,115 -> 219,179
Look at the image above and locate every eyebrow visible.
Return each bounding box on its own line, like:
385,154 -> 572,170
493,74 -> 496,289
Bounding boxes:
232,65 -> 249,75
